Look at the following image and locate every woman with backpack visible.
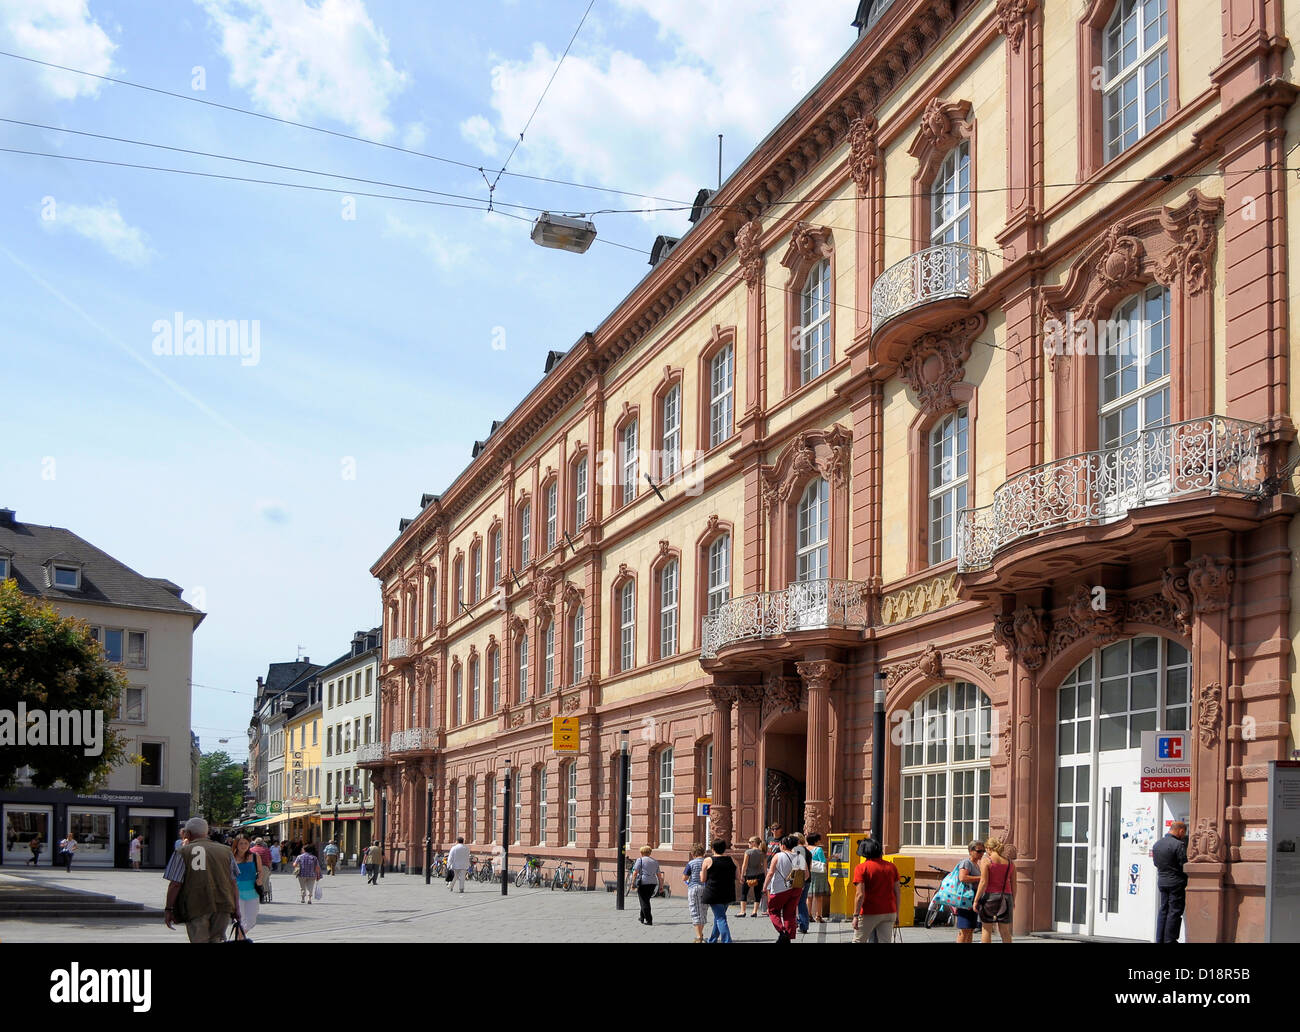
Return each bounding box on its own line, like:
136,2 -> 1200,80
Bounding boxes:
762,835 -> 805,943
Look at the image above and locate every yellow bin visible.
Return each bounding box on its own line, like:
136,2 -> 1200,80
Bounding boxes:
885,853 -> 916,927
826,832 -> 871,920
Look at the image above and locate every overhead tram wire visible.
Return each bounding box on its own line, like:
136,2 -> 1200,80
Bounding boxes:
0,48 -> 691,208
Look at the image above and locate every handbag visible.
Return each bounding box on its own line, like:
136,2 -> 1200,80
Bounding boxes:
445,868 -> 455,883
810,859 -> 827,875
976,862 -> 1013,922
226,917 -> 253,943
932,864 -> 975,910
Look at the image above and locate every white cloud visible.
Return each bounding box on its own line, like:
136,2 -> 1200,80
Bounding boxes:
40,200 -> 152,265
382,212 -> 469,270
459,114 -> 499,158
0,0 -> 116,100
401,122 -> 428,150
197,0 -> 408,140
480,1 -> 849,225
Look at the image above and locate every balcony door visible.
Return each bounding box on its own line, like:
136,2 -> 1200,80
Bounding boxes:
790,478 -> 830,630
1097,286 -> 1171,519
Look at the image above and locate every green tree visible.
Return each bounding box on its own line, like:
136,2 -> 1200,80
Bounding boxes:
0,579 -> 133,791
199,750 -> 246,825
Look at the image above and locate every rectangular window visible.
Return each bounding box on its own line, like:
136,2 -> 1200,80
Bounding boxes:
52,565 -> 80,590
661,384 -> 681,478
707,535 -> 731,616
364,715 -> 371,745
543,623 -> 555,695
453,668 -> 462,727
471,660 -> 480,721
487,775 -> 497,844
799,260 -> 832,384
140,742 -> 163,787
574,456 -> 588,527
658,749 -> 674,848
490,649 -> 500,714
366,669 -> 373,695
472,547 -> 482,602
513,771 -> 522,844
546,482 -> 558,552
467,777 -> 477,842
516,636 -> 528,704
492,530 -> 502,586
117,686 -> 145,723
619,582 -> 635,672
622,420 -> 639,505
328,683 -> 334,708
571,609 -> 584,685
520,505 -> 531,565
709,345 -> 734,448
125,631 -> 146,668
659,560 -> 678,659
928,407 -> 970,565
536,767 -> 548,846
1103,0 -> 1168,160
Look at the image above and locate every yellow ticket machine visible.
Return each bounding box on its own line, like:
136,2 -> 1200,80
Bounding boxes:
885,853 -> 916,926
826,832 -> 871,920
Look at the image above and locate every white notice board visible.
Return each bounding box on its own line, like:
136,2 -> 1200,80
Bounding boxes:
1266,761 -> 1300,942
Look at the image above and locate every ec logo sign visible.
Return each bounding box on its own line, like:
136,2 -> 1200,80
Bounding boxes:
1157,735 -> 1184,759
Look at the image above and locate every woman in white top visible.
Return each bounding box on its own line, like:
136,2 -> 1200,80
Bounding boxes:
762,835 -> 805,943
630,845 -> 665,927
128,834 -> 143,870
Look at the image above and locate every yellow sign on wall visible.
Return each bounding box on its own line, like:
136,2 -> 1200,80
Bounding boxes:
552,716 -> 580,753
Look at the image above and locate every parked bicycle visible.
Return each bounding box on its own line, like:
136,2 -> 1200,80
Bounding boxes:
430,852 -> 448,878
919,864 -> 958,928
550,859 -> 576,891
475,857 -> 495,882
515,854 -> 545,888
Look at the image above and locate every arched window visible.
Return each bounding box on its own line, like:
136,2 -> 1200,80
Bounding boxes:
1102,0 -> 1168,160
426,569 -> 438,632
900,681 -> 992,848
466,775 -> 477,842
930,142 -> 971,246
470,542 -> 481,604
657,748 -> 674,848
570,605 -> 584,685
1100,286 -> 1170,450
515,634 -> 528,705
661,382 -> 681,479
798,259 -> 831,384
618,579 -> 636,672
928,407 -> 969,565
566,760 -> 579,846
708,344 -> 734,448
488,645 -> 500,714
469,655 -> 480,721
658,557 -> 679,659
542,620 -> 555,694
449,780 -> 458,840
796,478 -> 830,582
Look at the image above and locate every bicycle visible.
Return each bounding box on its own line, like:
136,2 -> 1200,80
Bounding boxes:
430,853 -> 448,878
918,864 -> 958,928
514,854 -> 545,888
476,857 -> 495,883
550,859 -> 576,891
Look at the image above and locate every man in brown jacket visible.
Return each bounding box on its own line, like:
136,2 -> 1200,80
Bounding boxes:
163,817 -> 241,942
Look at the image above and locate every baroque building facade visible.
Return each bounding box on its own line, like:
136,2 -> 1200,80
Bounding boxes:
367,0 -> 1299,940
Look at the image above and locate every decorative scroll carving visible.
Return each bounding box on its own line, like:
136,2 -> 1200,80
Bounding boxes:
535,566 -> 560,603
561,693 -> 581,714
735,684 -> 766,707
914,98 -> 972,157
879,573 -> 958,625
1157,195 -> 1218,295
1095,224 -> 1145,293
1188,555 -> 1234,613
1049,585 -> 1124,656
847,116 -> 879,190
1160,564 -> 1194,634
1011,606 -> 1047,671
795,660 -> 844,692
562,581 -> 584,609
781,223 -> 833,271
897,315 -> 986,414
762,675 -> 804,725
918,643 -> 943,679
803,799 -> 830,841
761,425 -> 853,514
509,710 -> 525,729
1188,818 -> 1226,863
992,609 -> 1015,656
999,722 -> 1013,763
946,638 -> 998,675
507,613 -> 525,639
1126,593 -> 1182,634
1197,683 -> 1223,749
706,684 -> 738,707
736,220 -> 763,287
994,0 -> 1032,52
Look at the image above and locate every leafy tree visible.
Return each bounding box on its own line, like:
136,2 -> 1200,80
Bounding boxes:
199,750 -> 246,825
0,580 -> 133,791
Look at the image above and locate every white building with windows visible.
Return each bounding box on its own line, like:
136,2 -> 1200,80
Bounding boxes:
0,507 -> 204,869
320,629 -> 381,862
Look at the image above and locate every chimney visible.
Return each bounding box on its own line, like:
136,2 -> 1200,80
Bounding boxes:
0,508 -> 14,526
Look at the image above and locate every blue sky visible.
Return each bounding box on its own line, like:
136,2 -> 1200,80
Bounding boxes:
0,0 -> 855,759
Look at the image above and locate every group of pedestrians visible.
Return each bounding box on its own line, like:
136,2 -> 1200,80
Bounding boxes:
942,837 -> 1016,944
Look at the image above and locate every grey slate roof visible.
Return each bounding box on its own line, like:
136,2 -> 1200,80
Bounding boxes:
0,512 -> 204,623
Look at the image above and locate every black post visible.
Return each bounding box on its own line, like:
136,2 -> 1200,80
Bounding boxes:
379,791 -> 388,879
501,765 -> 511,896
872,673 -> 887,842
616,731 -> 630,911
424,780 -> 433,885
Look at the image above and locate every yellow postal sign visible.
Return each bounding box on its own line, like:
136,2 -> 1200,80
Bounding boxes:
552,716 -> 580,753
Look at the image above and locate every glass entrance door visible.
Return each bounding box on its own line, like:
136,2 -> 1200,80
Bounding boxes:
1094,749 -> 1160,940
3,805 -> 52,866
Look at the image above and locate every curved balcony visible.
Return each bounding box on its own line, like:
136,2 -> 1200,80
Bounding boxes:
870,243 -> 991,343
357,743 -> 388,765
957,416 -> 1266,574
701,578 -> 871,661
390,728 -> 437,754
387,636 -> 413,665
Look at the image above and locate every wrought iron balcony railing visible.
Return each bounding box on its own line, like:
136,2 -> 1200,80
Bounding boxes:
700,578 -> 871,659
357,743 -> 388,763
390,728 -> 437,753
387,636 -> 412,662
957,416 -> 1266,573
871,242 -> 991,333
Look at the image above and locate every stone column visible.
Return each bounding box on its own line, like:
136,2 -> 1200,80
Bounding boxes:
796,660 -> 843,841
706,686 -> 736,846
734,686 -> 765,841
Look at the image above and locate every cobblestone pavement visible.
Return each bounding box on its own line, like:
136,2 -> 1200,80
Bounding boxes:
0,866 -> 1062,943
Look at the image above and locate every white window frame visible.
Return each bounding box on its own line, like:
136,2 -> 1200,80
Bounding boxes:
795,479 -> 830,582
574,456 -> 588,528
470,657 -> 480,721
519,503 -> 531,566
543,621 -> 555,695
489,647 -> 500,714
51,564 -> 81,590
930,141 -> 971,246
928,407 -> 969,565
471,544 -> 481,603
571,606 -> 584,685
487,774 -> 497,844
657,748 -> 674,848
659,558 -> 678,659
661,383 -> 681,479
452,666 -> 462,727
566,761 -> 578,847
900,682 -> 991,848
709,344 -> 734,448
707,534 -> 731,617
545,481 -> 558,552
467,776 -> 477,842
1099,286 -> 1171,451
621,419 -> 639,505
516,635 -> 528,704
116,685 -> 146,723
1102,0 -> 1169,161
536,767 -> 548,846
619,580 -> 635,672
798,259 -> 831,384
491,529 -> 502,586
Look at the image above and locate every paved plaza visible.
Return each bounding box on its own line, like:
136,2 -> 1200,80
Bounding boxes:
0,865 -> 1049,944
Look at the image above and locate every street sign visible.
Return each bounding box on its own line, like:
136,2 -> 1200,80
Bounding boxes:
697,798 -> 711,817
269,800 -> 283,813
254,802 -> 267,816
552,717 -> 579,753
1139,731 -> 1190,792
